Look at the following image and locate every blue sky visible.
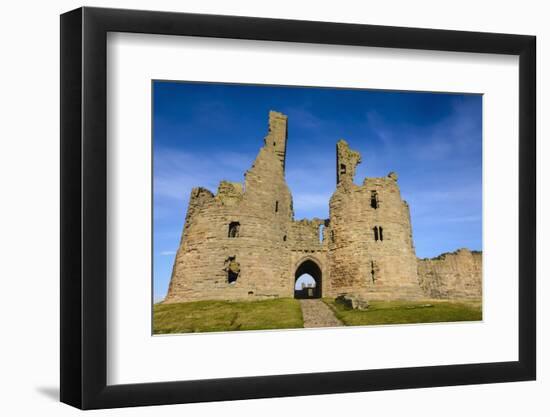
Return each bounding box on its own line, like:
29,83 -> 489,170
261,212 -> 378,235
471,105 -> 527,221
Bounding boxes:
153,81 -> 482,302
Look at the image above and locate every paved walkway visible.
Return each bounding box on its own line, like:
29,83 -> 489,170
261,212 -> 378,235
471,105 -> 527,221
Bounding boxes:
300,299 -> 343,328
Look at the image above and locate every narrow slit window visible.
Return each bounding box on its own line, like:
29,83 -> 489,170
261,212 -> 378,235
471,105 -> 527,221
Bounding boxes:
275,201 -> 279,212
379,226 -> 384,241
228,222 -> 240,238
373,226 -> 379,241
370,260 -> 377,283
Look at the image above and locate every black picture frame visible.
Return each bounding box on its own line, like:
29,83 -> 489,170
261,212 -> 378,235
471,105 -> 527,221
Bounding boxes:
60,6 -> 536,410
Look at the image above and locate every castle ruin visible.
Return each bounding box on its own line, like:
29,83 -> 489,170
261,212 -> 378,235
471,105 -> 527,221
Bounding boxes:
164,111 -> 481,303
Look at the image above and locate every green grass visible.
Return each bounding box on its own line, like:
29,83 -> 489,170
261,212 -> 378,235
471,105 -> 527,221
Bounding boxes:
153,298 -> 303,334
324,298 -> 482,326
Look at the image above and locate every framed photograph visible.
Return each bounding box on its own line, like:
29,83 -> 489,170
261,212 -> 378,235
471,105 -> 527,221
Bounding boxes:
60,6 -> 536,409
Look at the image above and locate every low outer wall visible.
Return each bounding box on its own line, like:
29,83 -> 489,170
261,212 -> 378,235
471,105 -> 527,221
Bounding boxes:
417,249 -> 482,299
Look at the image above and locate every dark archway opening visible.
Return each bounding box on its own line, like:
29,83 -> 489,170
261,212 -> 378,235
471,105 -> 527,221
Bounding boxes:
294,260 -> 322,299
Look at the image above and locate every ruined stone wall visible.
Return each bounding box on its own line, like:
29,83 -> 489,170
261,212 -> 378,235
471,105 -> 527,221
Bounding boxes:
417,249 -> 482,299
327,140 -> 422,300
287,219 -> 329,294
164,111 -> 295,302
164,112 -> 480,304
288,219 -> 327,251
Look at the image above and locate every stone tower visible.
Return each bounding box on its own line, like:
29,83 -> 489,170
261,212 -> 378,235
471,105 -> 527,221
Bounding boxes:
326,140 -> 423,299
265,110 -> 288,170
164,111 -> 294,302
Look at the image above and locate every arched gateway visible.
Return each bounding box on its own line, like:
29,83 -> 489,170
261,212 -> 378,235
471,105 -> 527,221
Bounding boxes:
294,259 -> 322,299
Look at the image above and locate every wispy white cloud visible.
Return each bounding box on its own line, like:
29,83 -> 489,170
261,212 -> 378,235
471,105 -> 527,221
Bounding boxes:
364,98 -> 481,164
439,215 -> 481,223
406,183 -> 481,205
153,147 -> 254,202
283,106 -> 324,130
285,149 -> 335,219
292,192 -> 331,219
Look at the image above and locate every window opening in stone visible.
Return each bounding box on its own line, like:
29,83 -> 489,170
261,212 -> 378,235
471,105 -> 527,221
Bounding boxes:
228,222 -> 240,238
373,226 -> 379,241
319,224 -> 325,243
225,256 -> 240,284
379,226 -> 384,241
283,235 -> 287,242
340,163 -> 347,175
370,260 -> 377,283
275,201 -> 279,212
228,270 -> 238,284
370,190 -> 379,209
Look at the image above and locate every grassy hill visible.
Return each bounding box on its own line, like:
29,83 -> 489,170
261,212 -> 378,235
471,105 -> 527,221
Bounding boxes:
153,298 -> 303,334
324,298 -> 482,326
153,297 -> 482,335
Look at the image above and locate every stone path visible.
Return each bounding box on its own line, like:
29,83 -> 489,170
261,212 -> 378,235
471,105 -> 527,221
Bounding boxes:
300,299 -> 343,328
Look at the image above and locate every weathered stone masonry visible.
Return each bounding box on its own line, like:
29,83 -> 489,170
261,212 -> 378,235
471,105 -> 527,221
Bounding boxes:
417,249 -> 482,299
164,111 -> 482,303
